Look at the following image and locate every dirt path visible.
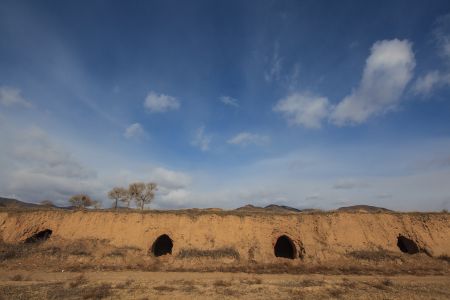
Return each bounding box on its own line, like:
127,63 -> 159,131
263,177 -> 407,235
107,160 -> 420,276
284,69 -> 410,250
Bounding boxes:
1,271 -> 450,299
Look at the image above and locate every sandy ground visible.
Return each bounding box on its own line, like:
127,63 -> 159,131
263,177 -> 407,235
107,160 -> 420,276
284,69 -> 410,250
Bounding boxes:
0,270 -> 449,299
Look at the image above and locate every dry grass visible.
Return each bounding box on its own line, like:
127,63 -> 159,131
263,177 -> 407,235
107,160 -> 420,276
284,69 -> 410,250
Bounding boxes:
10,274 -> 25,281
81,283 -> 112,299
438,255 -> 450,262
115,278 -> 134,289
177,247 -> 240,259
347,250 -> 399,261
69,274 -> 89,288
213,279 -> 232,287
240,277 -> 263,285
153,285 -> 176,292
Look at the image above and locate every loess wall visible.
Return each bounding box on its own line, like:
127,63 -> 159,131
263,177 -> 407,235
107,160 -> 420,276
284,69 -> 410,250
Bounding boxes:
0,210 -> 449,262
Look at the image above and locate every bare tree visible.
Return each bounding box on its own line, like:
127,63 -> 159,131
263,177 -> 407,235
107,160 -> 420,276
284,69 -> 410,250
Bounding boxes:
128,182 -> 158,210
108,187 -> 129,209
69,194 -> 94,209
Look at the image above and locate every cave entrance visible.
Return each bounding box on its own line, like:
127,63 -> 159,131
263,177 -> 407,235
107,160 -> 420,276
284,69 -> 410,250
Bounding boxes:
25,229 -> 52,243
274,235 -> 296,259
152,234 -> 173,257
397,235 -> 419,254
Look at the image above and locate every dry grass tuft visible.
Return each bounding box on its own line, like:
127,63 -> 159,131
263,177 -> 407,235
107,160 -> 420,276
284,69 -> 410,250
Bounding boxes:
213,279 -> 232,287
347,250 -> 399,261
438,255 -> 450,262
69,274 -> 89,288
10,274 -> 25,281
81,283 -> 112,299
178,247 -> 240,259
116,278 -> 135,289
153,285 -> 176,292
240,277 -> 263,285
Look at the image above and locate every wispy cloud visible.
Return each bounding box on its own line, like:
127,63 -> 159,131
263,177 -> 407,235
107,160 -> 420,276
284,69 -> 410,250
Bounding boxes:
227,132 -> 270,146
124,123 -> 147,140
333,179 -> 370,190
191,126 -> 211,151
0,86 -> 32,108
144,91 -> 180,112
331,39 -> 415,125
220,96 -> 239,107
264,42 -> 282,83
273,92 -> 330,128
413,14 -> 450,96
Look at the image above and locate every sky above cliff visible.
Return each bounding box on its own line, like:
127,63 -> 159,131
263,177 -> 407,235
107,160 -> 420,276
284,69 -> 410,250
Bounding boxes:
1,0 -> 450,211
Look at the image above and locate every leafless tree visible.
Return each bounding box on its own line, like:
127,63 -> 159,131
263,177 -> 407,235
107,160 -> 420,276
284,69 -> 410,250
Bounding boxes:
128,182 -> 157,210
69,194 -> 94,209
108,187 -> 129,209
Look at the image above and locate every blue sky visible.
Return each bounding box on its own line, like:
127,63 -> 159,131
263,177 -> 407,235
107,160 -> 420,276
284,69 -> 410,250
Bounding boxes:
1,0 -> 450,211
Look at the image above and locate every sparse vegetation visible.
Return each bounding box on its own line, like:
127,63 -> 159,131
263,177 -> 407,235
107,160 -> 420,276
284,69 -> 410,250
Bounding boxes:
69,194 -> 94,209
153,285 -> 176,292
213,279 -> 232,287
438,255 -> 450,262
10,274 -> 25,281
347,250 -> 399,261
108,187 -> 129,209
128,182 -> 158,210
177,247 -> 240,259
69,274 -> 89,288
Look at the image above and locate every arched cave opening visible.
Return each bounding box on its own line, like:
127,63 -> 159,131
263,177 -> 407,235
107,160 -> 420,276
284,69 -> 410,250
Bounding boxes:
274,235 -> 296,259
397,235 -> 420,254
151,234 -> 173,257
24,229 -> 52,244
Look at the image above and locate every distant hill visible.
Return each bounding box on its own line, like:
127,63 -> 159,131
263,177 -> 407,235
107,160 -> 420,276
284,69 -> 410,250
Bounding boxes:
235,204 -> 301,213
337,205 -> 392,212
0,197 -> 41,208
264,204 -> 301,212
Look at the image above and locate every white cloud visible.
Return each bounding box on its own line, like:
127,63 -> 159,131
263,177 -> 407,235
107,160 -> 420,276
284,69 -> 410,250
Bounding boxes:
124,123 -> 146,140
0,125 -> 99,204
144,91 -> 180,112
413,71 -> 445,95
0,86 -> 32,108
412,14 -> 450,96
220,96 -> 239,107
433,13 -> 450,60
264,42 -> 282,82
191,126 -> 211,151
331,39 -> 415,125
152,167 -> 192,189
227,132 -> 270,146
273,92 -> 330,128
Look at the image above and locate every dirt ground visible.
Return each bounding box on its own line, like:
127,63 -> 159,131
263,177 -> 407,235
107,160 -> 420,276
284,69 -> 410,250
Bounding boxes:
0,270 -> 449,299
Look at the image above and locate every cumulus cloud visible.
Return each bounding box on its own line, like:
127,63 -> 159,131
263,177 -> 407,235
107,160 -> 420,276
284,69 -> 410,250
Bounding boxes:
220,96 -> 239,107
273,92 -> 330,128
144,91 -> 180,112
151,167 -> 192,189
227,132 -> 270,146
191,126 -> 211,151
124,123 -> 146,140
331,39 -> 415,125
0,86 -> 32,108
